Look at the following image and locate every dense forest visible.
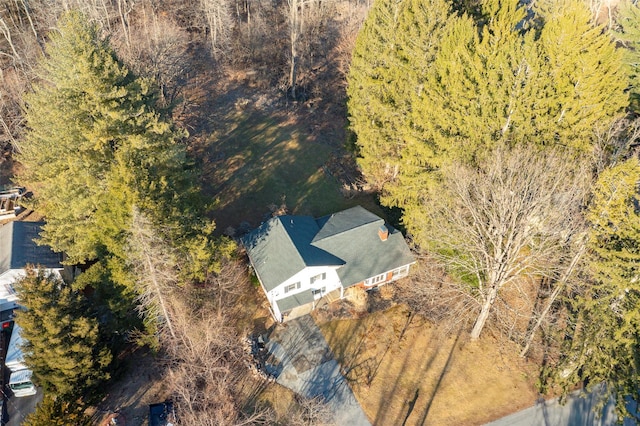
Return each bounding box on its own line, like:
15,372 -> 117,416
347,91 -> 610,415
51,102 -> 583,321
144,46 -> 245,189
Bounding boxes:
349,0 -> 640,420
0,0 -> 639,423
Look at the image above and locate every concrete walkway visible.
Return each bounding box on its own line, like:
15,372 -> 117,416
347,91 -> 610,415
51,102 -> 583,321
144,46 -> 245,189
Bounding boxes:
264,315 -> 371,425
486,386 -> 637,426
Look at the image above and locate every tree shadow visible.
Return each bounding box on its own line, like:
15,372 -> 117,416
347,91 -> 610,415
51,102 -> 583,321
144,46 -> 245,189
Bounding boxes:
416,330 -> 461,424
167,12 -> 379,236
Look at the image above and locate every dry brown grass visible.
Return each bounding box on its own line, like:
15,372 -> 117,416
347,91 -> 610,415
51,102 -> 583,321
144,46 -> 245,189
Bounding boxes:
318,304 -> 541,425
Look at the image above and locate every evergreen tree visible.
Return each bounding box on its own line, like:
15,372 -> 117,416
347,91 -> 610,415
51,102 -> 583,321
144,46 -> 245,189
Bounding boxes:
23,395 -> 92,426
346,0 -> 452,189
534,0 -> 627,148
555,158 -> 640,419
14,267 -> 112,397
616,0 -> 640,111
16,11 -> 175,264
348,0 -> 628,340
16,11 -> 227,289
349,0 -> 627,252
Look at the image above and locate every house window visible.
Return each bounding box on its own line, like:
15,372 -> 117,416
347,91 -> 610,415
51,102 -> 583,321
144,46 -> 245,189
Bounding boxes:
312,287 -> 326,300
284,282 -> 301,294
392,266 -> 409,278
365,273 -> 386,286
310,273 -> 326,285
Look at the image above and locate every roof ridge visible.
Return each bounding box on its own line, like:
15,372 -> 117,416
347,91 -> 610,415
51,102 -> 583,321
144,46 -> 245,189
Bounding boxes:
312,215 -> 383,244
276,215 -> 318,267
275,215 -> 303,261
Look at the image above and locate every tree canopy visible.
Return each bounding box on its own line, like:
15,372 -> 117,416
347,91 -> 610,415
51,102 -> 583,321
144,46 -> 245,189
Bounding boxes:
349,0 -> 627,245
14,267 -> 112,398
616,0 -> 640,111
347,0 -> 452,189
555,157 -> 640,419
13,11 -> 235,367
23,394 -> 92,426
17,11 -> 229,288
16,11 -> 180,264
425,146 -> 590,339
348,0 -> 629,340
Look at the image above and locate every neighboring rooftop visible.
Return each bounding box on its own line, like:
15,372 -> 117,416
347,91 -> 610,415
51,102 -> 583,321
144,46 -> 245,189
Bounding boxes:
0,222 -> 63,275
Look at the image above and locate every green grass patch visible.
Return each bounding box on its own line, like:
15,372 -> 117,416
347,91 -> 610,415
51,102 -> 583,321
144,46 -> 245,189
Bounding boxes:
200,109 -> 377,232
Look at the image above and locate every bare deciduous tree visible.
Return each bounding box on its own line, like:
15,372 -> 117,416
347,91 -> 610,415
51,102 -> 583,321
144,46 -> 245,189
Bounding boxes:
427,146 -> 590,340
519,234 -> 588,357
394,253 -> 477,334
129,207 -> 179,340
284,395 -> 336,426
201,0 -> 233,59
117,7 -> 190,105
285,0 -> 334,99
161,260 -> 275,426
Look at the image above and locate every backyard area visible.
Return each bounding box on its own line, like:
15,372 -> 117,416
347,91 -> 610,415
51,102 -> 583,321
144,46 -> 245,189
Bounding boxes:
90,76 -> 550,425
185,75 -> 380,235
187,81 -> 545,425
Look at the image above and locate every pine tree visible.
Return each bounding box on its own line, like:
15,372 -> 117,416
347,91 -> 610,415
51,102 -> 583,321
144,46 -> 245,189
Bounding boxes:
534,0 -> 627,149
23,395 -> 92,426
16,11 -> 202,263
346,0 -> 403,189
555,157 -> 640,420
14,267 -> 113,398
350,0 -> 627,245
16,11 -> 226,287
615,0 -> 640,111
346,0 -> 451,189
348,0 -> 628,340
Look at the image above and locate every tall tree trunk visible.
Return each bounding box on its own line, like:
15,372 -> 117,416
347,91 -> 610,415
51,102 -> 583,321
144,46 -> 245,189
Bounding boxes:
288,0 -> 299,99
117,0 -> 131,51
520,239 -> 587,357
471,285 -> 498,340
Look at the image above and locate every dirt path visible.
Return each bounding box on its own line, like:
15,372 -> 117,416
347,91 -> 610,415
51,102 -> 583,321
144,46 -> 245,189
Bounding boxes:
91,348 -> 170,426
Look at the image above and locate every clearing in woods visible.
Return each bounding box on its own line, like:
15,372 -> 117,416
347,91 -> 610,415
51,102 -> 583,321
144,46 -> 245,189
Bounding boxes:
197,106 -> 380,234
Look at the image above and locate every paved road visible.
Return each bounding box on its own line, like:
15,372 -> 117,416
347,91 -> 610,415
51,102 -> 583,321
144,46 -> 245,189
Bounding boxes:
4,387 -> 42,426
264,316 -> 371,425
486,386 -> 637,426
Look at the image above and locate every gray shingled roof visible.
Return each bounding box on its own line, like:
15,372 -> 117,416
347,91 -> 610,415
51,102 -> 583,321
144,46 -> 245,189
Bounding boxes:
313,206 -> 381,242
0,222 -> 63,275
277,290 -> 315,313
242,216 -> 344,292
312,220 -> 415,287
243,207 -> 415,298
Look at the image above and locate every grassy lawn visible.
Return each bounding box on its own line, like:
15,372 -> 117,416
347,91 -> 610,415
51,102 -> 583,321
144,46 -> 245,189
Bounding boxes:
199,108 -> 379,233
194,93 -> 541,424
317,304 -> 540,425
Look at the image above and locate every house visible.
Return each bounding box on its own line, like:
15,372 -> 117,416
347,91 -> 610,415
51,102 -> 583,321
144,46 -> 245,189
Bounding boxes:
242,206 -> 415,322
0,221 -> 63,325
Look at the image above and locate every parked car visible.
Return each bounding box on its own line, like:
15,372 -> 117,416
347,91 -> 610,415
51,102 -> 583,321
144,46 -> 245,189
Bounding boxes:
149,400 -> 176,426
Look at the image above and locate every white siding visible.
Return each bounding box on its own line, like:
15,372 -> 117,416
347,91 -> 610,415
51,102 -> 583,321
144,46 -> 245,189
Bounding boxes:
270,266 -> 341,303
363,263 -> 413,288
261,262 -> 414,322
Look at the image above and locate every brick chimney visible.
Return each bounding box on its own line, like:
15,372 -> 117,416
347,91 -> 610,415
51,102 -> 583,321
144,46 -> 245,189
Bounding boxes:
378,225 -> 389,241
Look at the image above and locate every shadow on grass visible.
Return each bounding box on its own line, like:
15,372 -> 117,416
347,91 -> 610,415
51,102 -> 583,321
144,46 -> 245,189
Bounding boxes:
200,106 -> 377,233
319,306 -> 471,426
176,65 -> 380,236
